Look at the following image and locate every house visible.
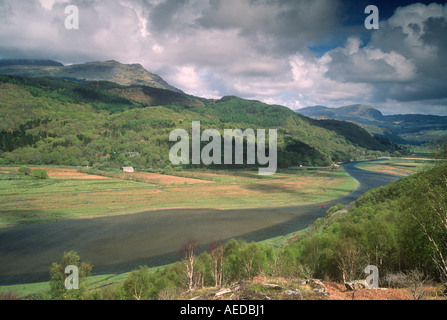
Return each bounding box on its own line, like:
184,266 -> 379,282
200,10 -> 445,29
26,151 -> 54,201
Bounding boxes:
121,167 -> 135,173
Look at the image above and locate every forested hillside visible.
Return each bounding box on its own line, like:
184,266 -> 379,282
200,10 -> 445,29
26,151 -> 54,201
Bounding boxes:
0,75 -> 399,170
292,162 -> 447,283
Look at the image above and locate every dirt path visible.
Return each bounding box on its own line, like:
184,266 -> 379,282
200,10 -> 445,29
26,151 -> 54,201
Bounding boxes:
0,161 -> 400,285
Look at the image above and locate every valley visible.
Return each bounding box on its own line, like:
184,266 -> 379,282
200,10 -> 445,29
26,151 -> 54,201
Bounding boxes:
0,60 -> 445,301
0,159 -> 400,287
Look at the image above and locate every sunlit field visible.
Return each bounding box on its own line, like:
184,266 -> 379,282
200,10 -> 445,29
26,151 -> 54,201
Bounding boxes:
354,157 -> 434,177
0,166 -> 357,228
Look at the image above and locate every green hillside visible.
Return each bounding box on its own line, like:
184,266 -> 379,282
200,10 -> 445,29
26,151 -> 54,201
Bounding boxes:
290,161 -> 447,283
0,75 -> 398,170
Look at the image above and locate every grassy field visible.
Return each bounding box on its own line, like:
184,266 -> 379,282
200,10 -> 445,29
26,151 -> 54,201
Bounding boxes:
0,166 -> 358,229
354,157 -> 434,177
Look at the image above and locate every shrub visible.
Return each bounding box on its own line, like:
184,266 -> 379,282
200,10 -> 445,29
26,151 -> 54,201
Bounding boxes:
383,272 -> 408,288
32,169 -> 49,179
328,203 -> 344,215
158,287 -> 178,300
18,166 -> 31,176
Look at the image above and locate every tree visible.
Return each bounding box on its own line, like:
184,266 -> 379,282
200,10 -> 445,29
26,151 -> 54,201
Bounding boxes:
240,241 -> 262,279
122,266 -> 153,300
405,165 -> 447,281
432,141 -> 447,162
298,236 -> 323,278
49,251 -> 92,300
405,269 -> 430,300
335,239 -> 366,284
265,246 -> 286,278
180,237 -> 200,292
209,240 -> 225,287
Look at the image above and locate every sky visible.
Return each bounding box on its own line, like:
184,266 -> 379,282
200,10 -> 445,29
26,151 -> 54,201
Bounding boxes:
0,0 -> 446,115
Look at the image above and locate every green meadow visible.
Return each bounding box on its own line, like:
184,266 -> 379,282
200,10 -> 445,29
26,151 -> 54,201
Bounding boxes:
0,165 -> 358,229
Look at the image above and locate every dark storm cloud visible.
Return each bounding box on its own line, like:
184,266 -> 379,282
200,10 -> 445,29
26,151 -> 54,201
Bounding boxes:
422,16 -> 447,47
147,0 -> 191,32
195,0 -> 342,55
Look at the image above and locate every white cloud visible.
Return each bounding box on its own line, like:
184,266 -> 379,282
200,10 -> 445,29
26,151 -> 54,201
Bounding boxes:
170,65 -> 221,99
0,1 -> 446,115
323,37 -> 417,83
289,52 -> 373,103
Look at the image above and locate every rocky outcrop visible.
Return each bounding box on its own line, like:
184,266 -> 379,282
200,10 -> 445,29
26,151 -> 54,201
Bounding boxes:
344,280 -> 367,291
300,278 -> 329,296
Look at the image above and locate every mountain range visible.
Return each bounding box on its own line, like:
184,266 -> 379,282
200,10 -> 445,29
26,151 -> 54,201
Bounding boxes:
0,59 -> 402,170
298,105 -> 447,146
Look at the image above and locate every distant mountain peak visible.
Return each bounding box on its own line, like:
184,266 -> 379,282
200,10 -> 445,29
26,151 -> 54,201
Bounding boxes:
299,104 -> 384,121
339,104 -> 384,120
0,59 -> 183,93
